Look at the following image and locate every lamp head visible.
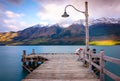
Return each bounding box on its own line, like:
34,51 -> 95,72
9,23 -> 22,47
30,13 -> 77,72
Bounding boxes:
61,11 -> 69,17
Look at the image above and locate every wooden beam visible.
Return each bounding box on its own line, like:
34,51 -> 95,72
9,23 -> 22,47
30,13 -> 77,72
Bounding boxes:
104,56 -> 120,65
91,61 -> 101,70
22,65 -> 32,73
91,53 -> 100,58
104,69 -> 120,81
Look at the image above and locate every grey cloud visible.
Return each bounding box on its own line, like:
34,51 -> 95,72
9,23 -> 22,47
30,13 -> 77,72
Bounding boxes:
36,0 -> 67,4
0,27 -> 7,32
0,2 -> 5,10
87,0 -> 120,18
36,0 -> 66,13
0,14 -> 8,32
0,24 -> 10,32
0,16 -> 9,32
39,5 -> 46,12
36,0 -> 120,20
6,0 -> 23,5
0,2 -> 6,32
0,0 -> 27,32
66,0 -> 120,18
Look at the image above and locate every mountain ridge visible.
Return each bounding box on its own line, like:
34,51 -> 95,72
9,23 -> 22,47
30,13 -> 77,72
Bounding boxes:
0,17 -> 120,45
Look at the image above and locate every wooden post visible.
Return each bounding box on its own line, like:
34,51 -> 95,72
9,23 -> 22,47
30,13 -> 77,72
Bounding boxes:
100,50 -> 105,81
92,49 -> 96,54
34,57 -> 38,67
28,61 -> 32,66
22,50 -> 26,65
83,49 -> 86,66
78,50 -> 81,60
89,50 -> 92,72
85,1 -> 89,50
32,49 -> 35,54
35,59 -> 38,67
23,50 -> 26,55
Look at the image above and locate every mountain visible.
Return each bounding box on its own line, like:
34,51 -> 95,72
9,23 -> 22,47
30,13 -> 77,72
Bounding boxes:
0,32 -> 18,45
17,24 -> 85,45
89,17 -> 120,25
0,17 -> 120,45
89,23 -> 120,41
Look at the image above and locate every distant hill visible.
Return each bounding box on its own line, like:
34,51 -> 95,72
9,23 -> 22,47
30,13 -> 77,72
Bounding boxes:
0,17 -> 120,45
90,23 -> 120,41
12,24 -> 85,45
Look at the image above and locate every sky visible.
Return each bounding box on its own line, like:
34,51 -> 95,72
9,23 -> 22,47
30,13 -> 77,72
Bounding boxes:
0,0 -> 120,32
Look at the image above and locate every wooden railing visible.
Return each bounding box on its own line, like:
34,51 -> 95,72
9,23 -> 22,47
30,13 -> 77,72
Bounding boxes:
81,50 -> 120,81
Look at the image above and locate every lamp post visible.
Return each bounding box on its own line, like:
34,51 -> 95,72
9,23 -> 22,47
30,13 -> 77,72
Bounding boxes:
62,1 -> 89,50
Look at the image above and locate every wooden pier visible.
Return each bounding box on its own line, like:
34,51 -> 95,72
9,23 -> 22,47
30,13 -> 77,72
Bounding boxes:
22,53 -> 99,81
22,49 -> 120,81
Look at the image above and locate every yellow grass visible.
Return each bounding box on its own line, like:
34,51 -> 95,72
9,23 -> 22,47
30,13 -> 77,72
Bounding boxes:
0,32 -> 18,42
89,40 -> 120,46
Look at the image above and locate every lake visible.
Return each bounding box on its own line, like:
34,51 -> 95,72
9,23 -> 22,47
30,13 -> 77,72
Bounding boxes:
0,45 -> 120,81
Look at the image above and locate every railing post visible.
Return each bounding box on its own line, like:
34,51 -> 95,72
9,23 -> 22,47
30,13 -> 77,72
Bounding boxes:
89,50 -> 92,72
32,49 -> 35,54
100,50 -> 105,81
83,49 -> 86,66
22,50 -> 26,65
78,49 -> 81,60
92,49 -> 96,54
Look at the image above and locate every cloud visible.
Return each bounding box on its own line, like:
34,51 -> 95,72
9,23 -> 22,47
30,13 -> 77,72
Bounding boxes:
86,0 -> 120,18
37,4 -> 64,22
0,10 -> 27,32
5,11 -> 24,18
1,0 -> 120,32
36,0 -> 67,5
0,1 -> 28,32
37,0 -> 120,26
0,1 -> 30,32
3,19 -> 27,31
0,2 -> 5,10
6,0 -> 23,5
37,2 -> 85,26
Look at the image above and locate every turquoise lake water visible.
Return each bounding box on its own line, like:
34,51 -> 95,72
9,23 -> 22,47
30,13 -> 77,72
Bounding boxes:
0,46 -> 120,81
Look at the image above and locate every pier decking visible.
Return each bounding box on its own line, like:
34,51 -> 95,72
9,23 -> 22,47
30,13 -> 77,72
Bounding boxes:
22,54 -> 99,81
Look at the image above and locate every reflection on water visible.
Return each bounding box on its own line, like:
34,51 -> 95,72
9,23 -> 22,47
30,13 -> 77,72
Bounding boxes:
0,45 -> 120,81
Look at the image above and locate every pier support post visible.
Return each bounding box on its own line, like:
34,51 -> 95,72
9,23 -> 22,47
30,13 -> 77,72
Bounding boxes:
34,61 -> 38,67
32,49 -> 35,54
92,49 -> 96,54
100,50 -> 105,81
28,62 -> 32,66
22,50 -> 26,65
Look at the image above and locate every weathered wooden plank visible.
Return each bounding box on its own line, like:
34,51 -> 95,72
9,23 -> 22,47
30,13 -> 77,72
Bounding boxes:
91,54 -> 100,58
85,58 -> 89,62
22,79 -> 100,81
25,73 -> 97,79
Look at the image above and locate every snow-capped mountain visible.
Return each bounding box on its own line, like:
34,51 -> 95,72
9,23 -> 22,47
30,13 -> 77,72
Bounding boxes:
89,17 -> 120,25
71,17 -> 120,26
0,17 -> 120,45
